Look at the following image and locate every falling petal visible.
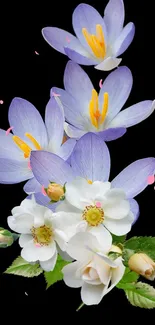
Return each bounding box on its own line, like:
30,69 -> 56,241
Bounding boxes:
0,100 -> 4,104
41,185 -> 47,196
35,51 -> 39,55
28,161 -> 32,170
99,79 -> 103,89
6,126 -> 14,136
51,91 -> 61,97
147,175 -> 155,185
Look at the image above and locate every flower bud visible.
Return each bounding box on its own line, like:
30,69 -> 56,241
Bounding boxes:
110,245 -> 122,254
128,253 -> 155,280
0,228 -> 14,247
47,183 -> 65,202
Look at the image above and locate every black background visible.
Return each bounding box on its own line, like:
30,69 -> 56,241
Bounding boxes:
0,0 -> 155,320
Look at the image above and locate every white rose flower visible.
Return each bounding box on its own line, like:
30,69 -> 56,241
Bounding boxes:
7,196 -> 68,271
62,232 -> 125,305
56,178 -> 134,243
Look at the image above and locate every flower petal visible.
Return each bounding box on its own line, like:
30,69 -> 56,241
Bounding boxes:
129,199 -> 140,225
40,251 -> 57,271
23,177 -> 41,194
42,27 -> 90,56
113,22 -> 135,56
65,178 -> 93,209
81,282 -> 105,305
7,214 -> 34,234
64,47 -> 96,65
104,212 -> 134,235
64,123 -> 86,139
88,225 -> 112,252
104,0 -> 125,43
111,158 -> 155,198
58,139 -> 76,161
104,200 -> 130,220
95,57 -> 122,71
30,150 -> 74,188
8,97 -> 48,148
19,234 -> 32,247
73,3 -> 107,55
98,127 -> 126,141
21,240 -> 56,262
0,158 -> 32,184
0,129 -> 24,160
62,261 -> 83,288
108,100 -> 155,128
71,133 -> 110,182
45,96 -> 64,152
99,66 -> 133,122
54,229 -> 68,251
28,192 -> 57,211
105,257 -> 125,294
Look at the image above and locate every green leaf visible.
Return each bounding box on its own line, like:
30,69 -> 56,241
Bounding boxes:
124,236 -> 155,260
5,256 -> 43,277
44,255 -> 70,289
112,234 -> 126,245
117,267 -> 139,289
125,282 -> 155,309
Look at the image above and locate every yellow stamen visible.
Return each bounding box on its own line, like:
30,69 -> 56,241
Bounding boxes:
87,180 -> 93,184
82,24 -> 106,59
25,133 -> 41,150
101,93 -> 109,124
83,205 -> 104,227
89,90 -> 109,129
13,136 -> 31,158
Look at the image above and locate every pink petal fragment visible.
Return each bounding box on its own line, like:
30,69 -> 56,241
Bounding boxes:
41,185 -> 47,196
66,36 -> 71,43
99,79 -> 103,89
51,91 -> 61,97
35,243 -> 41,247
35,51 -> 39,55
0,100 -> 4,104
147,175 -> 155,185
28,161 -> 32,170
6,126 -> 14,135
96,201 -> 102,208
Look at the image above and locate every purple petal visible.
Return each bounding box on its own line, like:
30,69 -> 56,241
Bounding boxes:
64,61 -> 94,105
72,3 -> 107,54
108,100 -> 155,128
99,66 -> 133,122
71,133 -> 110,182
129,199 -> 140,225
64,123 -> 86,139
112,158 -> 155,199
113,22 -> 135,57
104,0 -> 125,43
8,98 -> 48,148
30,150 -> 75,187
45,96 -> 64,152
98,127 -> 126,141
64,48 -> 96,65
27,193 -> 57,211
95,57 -> 122,71
0,158 -> 32,184
42,27 -> 87,55
58,139 -> 76,161
0,129 -> 23,160
51,87 -> 85,130
23,177 -> 41,194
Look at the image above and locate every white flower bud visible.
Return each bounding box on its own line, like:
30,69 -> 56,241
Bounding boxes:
128,253 -> 155,280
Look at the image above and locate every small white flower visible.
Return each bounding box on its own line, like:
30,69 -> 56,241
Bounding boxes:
56,178 -> 134,243
7,196 -> 68,271
62,232 -> 125,305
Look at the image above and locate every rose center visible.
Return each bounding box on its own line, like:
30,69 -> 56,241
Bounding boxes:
31,225 -> 53,246
82,205 -> 104,226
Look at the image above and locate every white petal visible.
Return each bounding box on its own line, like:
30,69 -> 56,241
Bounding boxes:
62,261 -> 83,288
65,178 -> 93,209
105,257 -> 125,294
21,240 -> 56,262
40,251 -> 57,271
81,282 -> 105,305
57,246 -> 73,262
8,214 -> 33,234
19,234 -> 32,247
104,199 -> 130,220
94,256 -> 111,285
54,229 -> 68,251
95,57 -> 122,71
88,224 -> 112,252
104,212 -> 134,235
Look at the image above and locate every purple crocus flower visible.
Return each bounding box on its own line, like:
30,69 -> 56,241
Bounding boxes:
30,133 -> 155,228
51,61 -> 155,141
42,0 -> 135,71
0,96 -> 76,193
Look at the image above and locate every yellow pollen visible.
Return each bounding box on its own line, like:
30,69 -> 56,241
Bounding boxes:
87,180 -> 93,184
89,89 -> 109,129
13,133 -> 41,158
31,225 -> 53,246
82,205 -> 104,227
82,24 -> 106,59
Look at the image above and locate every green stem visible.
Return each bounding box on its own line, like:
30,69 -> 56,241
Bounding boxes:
76,302 -> 85,312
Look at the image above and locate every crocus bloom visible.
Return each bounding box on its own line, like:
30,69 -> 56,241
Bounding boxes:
62,232 -> 125,305
30,133 -> 155,234
52,61 -> 155,141
42,0 -> 135,71
128,253 -> 155,281
0,96 -> 75,193
7,196 -> 69,271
